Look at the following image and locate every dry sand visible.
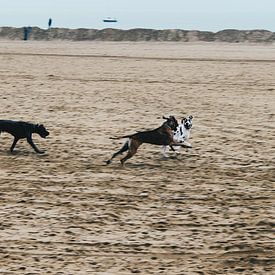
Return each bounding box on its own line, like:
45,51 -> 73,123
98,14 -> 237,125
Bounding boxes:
0,41 -> 274,274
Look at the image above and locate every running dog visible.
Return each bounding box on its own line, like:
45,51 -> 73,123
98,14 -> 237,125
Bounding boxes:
0,120 -> 49,154
162,115 -> 193,157
106,116 -> 190,165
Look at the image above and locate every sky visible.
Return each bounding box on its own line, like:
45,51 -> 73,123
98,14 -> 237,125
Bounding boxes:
0,0 -> 275,32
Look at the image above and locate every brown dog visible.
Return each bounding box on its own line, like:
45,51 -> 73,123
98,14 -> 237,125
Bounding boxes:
106,116 -> 190,165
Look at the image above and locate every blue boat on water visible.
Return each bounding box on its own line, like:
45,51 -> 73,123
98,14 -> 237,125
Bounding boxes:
103,17 -> 118,23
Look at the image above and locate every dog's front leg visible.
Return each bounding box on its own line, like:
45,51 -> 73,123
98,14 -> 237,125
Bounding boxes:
162,145 -> 169,158
27,135 -> 45,154
169,145 -> 176,152
171,142 -> 192,149
182,143 -> 192,149
170,145 -> 181,155
10,137 -> 19,152
183,141 -> 192,152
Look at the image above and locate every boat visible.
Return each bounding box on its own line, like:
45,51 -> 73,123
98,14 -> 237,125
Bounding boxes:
103,17 -> 117,23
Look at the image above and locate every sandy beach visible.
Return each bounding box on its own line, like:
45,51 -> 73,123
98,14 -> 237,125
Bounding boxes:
0,41 -> 274,274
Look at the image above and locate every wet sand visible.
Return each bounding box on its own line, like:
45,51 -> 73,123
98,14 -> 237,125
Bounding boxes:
0,41 -> 274,274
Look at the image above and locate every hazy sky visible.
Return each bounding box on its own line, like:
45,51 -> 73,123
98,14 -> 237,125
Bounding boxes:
0,0 -> 274,31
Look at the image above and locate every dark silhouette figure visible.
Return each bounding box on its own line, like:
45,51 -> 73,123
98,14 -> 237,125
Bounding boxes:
23,26 -> 32,40
48,18 -> 52,29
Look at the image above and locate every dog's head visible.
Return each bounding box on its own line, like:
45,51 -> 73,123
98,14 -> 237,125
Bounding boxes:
162,115 -> 178,131
36,124 -> 49,138
181,115 -> 193,130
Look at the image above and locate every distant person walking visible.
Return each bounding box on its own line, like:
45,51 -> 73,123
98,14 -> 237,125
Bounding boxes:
23,26 -> 32,40
48,18 -> 52,29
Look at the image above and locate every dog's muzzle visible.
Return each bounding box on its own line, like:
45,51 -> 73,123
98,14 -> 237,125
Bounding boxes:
184,122 -> 192,130
42,132 -> 50,138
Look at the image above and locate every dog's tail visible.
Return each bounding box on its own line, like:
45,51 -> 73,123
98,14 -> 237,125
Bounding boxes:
109,135 -> 132,140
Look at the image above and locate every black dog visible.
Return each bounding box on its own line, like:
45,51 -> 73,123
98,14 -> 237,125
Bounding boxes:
0,120 -> 49,154
106,116 -> 190,165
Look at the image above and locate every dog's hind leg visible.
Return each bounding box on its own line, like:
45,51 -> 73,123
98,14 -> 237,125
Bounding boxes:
120,139 -> 141,166
106,140 -> 129,165
10,137 -> 19,152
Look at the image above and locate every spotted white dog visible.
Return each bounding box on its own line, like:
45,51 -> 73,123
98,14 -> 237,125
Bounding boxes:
162,115 -> 193,157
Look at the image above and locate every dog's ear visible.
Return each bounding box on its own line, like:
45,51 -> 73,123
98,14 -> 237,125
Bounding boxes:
189,115 -> 193,120
181,117 -> 186,123
162,116 -> 169,120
